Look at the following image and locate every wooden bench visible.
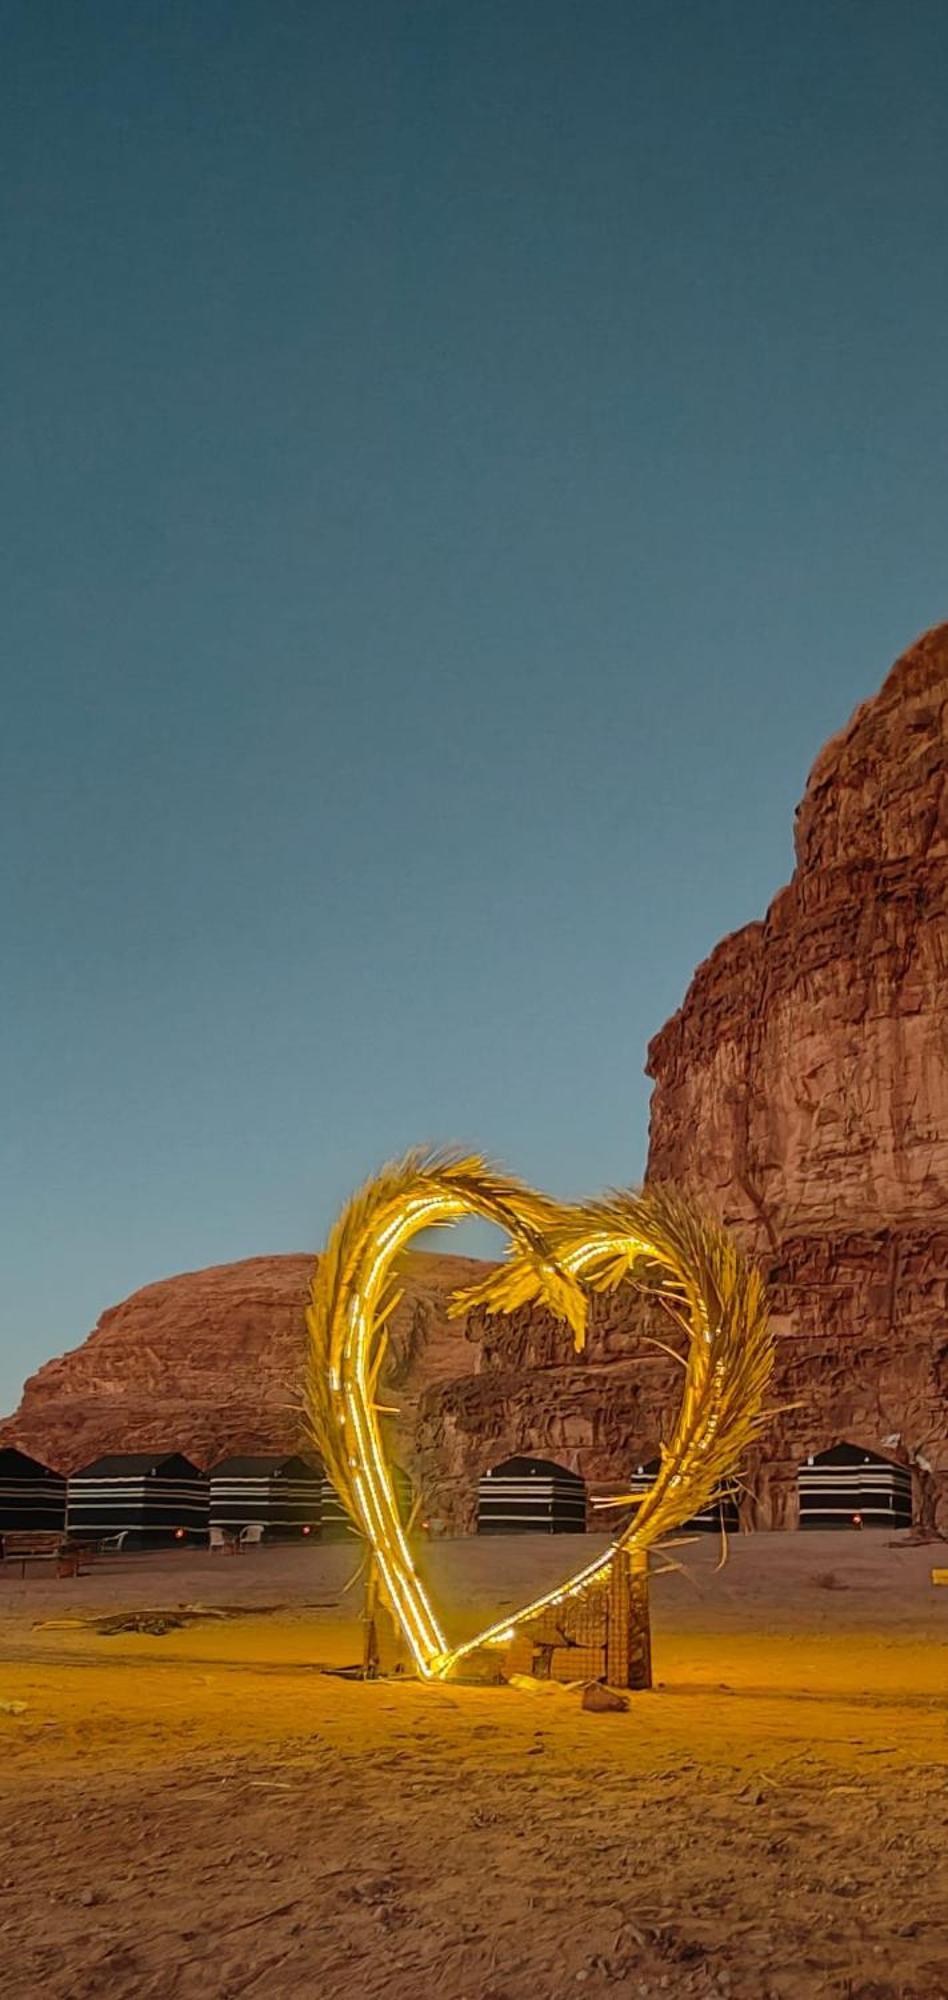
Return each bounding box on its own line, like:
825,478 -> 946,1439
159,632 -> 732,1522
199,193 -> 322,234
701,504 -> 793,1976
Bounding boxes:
0,1532 -> 91,1579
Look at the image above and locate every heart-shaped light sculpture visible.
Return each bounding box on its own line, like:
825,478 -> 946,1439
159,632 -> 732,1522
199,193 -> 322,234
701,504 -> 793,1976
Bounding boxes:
305,1151 -> 773,1680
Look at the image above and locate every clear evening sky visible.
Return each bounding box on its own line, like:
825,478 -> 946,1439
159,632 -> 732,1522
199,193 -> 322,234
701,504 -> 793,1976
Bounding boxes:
3,2 -> 947,1412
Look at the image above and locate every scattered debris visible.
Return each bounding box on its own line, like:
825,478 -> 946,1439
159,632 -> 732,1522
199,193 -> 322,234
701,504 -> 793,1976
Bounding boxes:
507,1673 -> 579,1697
95,1613 -> 190,1636
582,1683 -> 629,1713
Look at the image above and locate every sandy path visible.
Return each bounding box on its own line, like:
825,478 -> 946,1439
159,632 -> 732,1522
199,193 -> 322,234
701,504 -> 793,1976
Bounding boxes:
0,1534 -> 945,1999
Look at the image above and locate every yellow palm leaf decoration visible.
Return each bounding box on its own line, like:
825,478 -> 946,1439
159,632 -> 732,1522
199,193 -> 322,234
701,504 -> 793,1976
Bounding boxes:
305,1151 -> 773,1680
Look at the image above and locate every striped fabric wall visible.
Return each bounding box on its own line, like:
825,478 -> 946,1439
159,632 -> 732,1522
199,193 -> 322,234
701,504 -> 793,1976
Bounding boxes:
320,1480 -> 357,1539
625,1463 -> 739,1534
320,1478 -> 358,1538
66,1475 -> 209,1538
798,1453 -> 913,1529
0,1474 -> 67,1532
209,1474 -> 322,1533
477,1461 -> 587,1535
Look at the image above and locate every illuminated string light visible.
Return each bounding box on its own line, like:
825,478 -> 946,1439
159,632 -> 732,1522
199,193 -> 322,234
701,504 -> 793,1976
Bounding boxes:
304,1151 -> 774,1682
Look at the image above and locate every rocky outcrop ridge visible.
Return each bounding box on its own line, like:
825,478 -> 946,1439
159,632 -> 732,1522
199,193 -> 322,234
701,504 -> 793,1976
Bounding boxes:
417,628 -> 948,1530
3,628 -> 946,1528
0,1251 -> 489,1476
646,624 -> 948,1243
416,1227 -> 948,1532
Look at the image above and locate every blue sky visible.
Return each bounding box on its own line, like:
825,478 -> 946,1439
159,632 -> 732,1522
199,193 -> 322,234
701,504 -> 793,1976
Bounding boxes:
4,1 -> 948,1410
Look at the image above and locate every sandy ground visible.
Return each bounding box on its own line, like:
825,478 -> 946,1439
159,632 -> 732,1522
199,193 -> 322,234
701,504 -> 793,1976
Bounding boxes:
0,1532 -> 945,2000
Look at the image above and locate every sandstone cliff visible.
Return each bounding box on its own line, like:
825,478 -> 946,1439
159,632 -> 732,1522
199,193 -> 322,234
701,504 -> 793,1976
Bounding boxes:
419,627 -> 948,1530
0,1251 -> 489,1477
415,1229 -> 948,1533
3,627 -> 946,1529
646,623 -> 948,1243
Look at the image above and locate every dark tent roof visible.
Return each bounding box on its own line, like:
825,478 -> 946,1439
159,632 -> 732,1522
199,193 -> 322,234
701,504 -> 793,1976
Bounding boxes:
71,1452 -> 204,1479
0,1447 -> 64,1480
808,1442 -> 901,1469
210,1454 -> 322,1478
487,1455 -> 584,1482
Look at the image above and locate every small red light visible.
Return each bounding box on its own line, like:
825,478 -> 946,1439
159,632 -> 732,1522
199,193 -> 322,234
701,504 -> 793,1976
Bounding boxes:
174,1528 -> 186,1541
302,1525 -> 311,1536
851,1513 -> 863,1529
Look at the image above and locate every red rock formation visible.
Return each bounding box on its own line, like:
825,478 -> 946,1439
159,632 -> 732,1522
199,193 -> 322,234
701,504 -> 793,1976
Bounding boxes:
0,1251 -> 490,1477
3,627 -> 946,1529
416,1231 -> 948,1534
418,627 -> 948,1531
640,623 -> 948,1521
646,624 -> 948,1242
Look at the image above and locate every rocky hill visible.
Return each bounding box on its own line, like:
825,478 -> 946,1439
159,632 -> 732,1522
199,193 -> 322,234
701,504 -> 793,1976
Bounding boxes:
425,625 -> 948,1529
3,626 -> 946,1528
646,623 -> 948,1241
0,1250 -> 490,1478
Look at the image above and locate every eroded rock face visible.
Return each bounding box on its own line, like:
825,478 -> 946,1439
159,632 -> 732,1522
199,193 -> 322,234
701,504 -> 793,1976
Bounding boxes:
416,1229 -> 948,1533
646,624 -> 948,1242
639,625 -> 948,1521
418,628 -> 948,1531
0,1252 -> 489,1477
3,628 -> 946,1527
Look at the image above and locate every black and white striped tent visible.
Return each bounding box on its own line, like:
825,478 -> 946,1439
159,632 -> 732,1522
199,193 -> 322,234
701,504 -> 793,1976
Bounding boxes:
798,1443 -> 913,1530
321,1464 -> 415,1540
66,1453 -> 209,1546
0,1448 -> 67,1533
209,1455 -> 323,1537
477,1456 -> 587,1535
626,1458 -> 739,1533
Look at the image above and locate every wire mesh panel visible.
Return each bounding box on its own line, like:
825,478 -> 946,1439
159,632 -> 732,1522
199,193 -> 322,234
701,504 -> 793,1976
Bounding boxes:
504,1567 -> 610,1681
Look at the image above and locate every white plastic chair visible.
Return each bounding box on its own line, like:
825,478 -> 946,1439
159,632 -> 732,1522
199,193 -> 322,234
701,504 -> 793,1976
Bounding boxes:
98,1530 -> 129,1554
208,1526 -> 236,1555
239,1524 -> 265,1548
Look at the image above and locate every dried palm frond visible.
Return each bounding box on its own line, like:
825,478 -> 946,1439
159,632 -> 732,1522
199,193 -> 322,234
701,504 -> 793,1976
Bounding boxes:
304,1154 -> 774,1681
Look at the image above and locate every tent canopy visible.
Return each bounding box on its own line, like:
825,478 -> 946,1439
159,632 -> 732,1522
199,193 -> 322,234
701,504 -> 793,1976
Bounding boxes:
72,1451 -> 203,1480
798,1439 -> 912,1529
0,1447 -> 64,1480
478,1455 -> 587,1535
487,1455 -> 584,1483
209,1454 -> 323,1534
209,1453 -> 321,1479
806,1442 -> 901,1469
66,1452 -> 209,1543
0,1448 -> 67,1532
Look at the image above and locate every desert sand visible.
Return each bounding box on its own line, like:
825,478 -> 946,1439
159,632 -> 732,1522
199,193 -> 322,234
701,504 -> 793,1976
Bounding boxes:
0,1531 -> 945,2000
